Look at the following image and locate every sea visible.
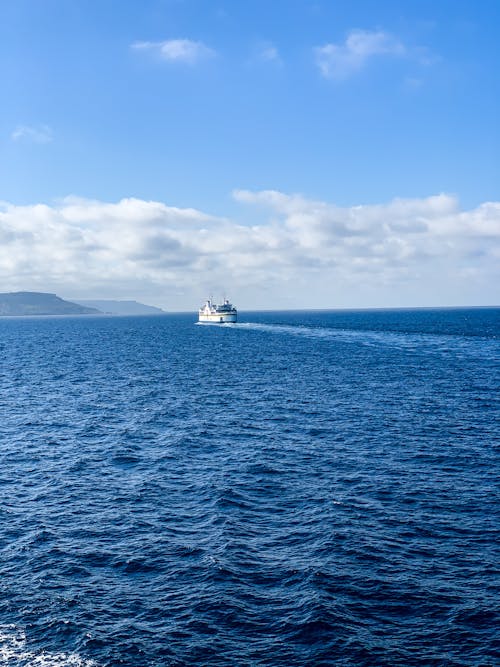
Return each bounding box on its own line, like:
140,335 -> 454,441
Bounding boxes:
0,308 -> 498,667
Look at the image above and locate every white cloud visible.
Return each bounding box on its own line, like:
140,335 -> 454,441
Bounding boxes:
315,29 -> 405,80
131,39 -> 215,64
255,42 -> 282,65
0,192 -> 498,309
11,124 -> 53,144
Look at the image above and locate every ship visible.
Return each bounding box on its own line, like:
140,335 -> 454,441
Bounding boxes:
198,298 -> 237,323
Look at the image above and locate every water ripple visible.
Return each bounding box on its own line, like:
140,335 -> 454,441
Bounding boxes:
0,309 -> 498,666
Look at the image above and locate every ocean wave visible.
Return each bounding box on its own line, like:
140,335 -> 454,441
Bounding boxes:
0,626 -> 97,667
1,311 -> 498,666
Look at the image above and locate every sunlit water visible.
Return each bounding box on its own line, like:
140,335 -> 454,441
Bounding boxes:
1,308 -> 498,666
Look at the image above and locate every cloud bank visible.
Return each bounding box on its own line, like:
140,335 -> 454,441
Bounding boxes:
0,192 -> 498,309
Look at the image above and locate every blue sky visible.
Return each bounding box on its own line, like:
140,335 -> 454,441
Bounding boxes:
0,0 -> 499,309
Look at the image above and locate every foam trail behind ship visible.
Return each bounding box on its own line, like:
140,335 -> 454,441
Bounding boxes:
211,320 -> 495,357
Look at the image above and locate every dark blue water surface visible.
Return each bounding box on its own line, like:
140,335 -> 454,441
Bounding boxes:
0,308 -> 499,666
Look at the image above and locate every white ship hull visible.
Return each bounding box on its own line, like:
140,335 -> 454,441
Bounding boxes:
199,312 -> 237,323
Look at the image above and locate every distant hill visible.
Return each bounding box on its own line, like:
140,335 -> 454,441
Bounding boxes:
0,292 -> 101,316
73,300 -> 166,315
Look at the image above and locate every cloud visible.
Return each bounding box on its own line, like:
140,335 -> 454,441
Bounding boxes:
131,39 -> 215,64
11,124 -> 53,144
255,42 -> 282,65
314,29 -> 406,80
0,192 -> 498,308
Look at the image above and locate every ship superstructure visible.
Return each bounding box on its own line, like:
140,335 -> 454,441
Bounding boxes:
198,298 -> 237,323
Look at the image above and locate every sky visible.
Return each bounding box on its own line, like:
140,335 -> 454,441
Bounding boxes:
0,0 -> 499,310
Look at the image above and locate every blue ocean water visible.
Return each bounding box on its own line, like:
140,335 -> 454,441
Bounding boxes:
0,308 -> 498,667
